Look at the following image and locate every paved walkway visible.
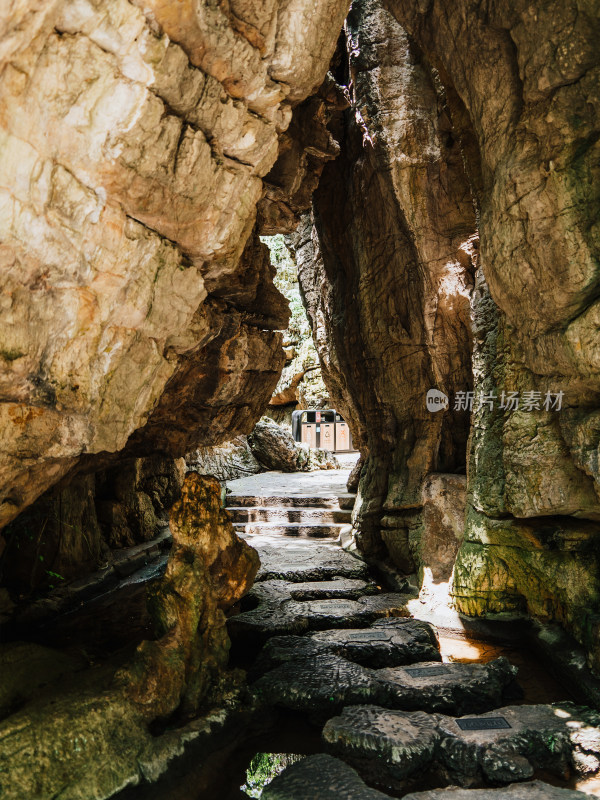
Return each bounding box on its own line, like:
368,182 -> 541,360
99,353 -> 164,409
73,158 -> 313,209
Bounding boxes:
226,453 -> 358,498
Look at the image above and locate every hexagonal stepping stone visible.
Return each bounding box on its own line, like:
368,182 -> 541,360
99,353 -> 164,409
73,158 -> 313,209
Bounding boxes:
248,539 -> 370,582
436,702 -> 600,785
229,591 -> 411,643
262,753 -> 393,799
402,782 -> 591,799
323,705 -> 439,782
252,618 -> 440,676
375,657 -> 517,716
252,656 -> 517,717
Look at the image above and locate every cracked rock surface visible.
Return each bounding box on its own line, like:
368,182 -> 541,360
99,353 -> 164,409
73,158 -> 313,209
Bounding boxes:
0,0 -> 349,528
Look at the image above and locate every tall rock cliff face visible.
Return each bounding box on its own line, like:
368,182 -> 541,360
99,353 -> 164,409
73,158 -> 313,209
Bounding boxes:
294,0 -> 476,563
296,0 -> 600,668
0,0 -> 349,529
384,0 -> 600,670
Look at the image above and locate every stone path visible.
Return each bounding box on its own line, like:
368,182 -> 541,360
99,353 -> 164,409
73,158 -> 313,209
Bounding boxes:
226,471 -> 600,799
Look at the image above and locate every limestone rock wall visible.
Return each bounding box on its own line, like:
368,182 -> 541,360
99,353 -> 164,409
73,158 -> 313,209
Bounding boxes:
0,0 -> 349,530
295,0 -> 476,559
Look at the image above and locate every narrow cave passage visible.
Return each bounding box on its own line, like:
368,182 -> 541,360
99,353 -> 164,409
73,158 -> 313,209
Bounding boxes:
0,0 -> 599,799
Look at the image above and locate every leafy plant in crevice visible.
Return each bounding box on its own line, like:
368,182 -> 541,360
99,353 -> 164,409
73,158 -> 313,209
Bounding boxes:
241,753 -> 305,798
262,234 -> 312,344
261,235 -> 328,408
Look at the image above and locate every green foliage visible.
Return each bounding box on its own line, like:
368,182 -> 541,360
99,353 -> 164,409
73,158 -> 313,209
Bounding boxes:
241,753 -> 305,798
261,235 -> 311,342
261,235 -> 329,407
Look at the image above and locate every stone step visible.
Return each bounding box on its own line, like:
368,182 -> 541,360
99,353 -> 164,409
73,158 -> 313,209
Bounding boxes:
227,506 -> 352,524
262,753 -> 392,799
338,492 -> 357,510
230,592 -> 412,644
320,702 -> 600,792
252,617 -> 441,676
242,536 -> 370,583
226,494 -> 345,509
233,521 -> 345,538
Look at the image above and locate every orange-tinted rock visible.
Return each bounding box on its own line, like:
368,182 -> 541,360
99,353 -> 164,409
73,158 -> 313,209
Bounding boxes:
120,472 -> 259,718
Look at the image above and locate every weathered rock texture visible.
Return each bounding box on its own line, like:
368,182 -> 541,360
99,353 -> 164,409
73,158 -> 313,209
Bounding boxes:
294,0 -> 600,670
265,235 -> 330,414
293,0 -> 476,563
185,436 -> 263,483
0,0 -> 350,530
121,472 -> 259,717
321,702 -> 600,792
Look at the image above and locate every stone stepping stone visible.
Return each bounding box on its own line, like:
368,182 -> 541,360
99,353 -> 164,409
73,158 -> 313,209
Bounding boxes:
436,702 -> 600,785
252,655 -> 515,717
402,783 -> 591,799
252,617 -> 441,676
318,702 -> 600,790
262,753 -> 393,799
248,538 -> 370,582
375,657 -> 517,716
254,654 -> 382,712
323,705 -> 440,782
248,577 -> 379,604
229,591 -> 411,643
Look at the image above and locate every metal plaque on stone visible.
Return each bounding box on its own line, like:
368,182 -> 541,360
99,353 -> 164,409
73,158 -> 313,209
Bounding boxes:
456,716 -> 512,731
404,665 -> 450,678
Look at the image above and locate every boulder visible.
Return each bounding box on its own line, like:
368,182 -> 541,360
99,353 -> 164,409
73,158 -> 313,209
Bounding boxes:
186,436 -> 263,482
320,702 -> 600,790
249,417 -> 339,472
